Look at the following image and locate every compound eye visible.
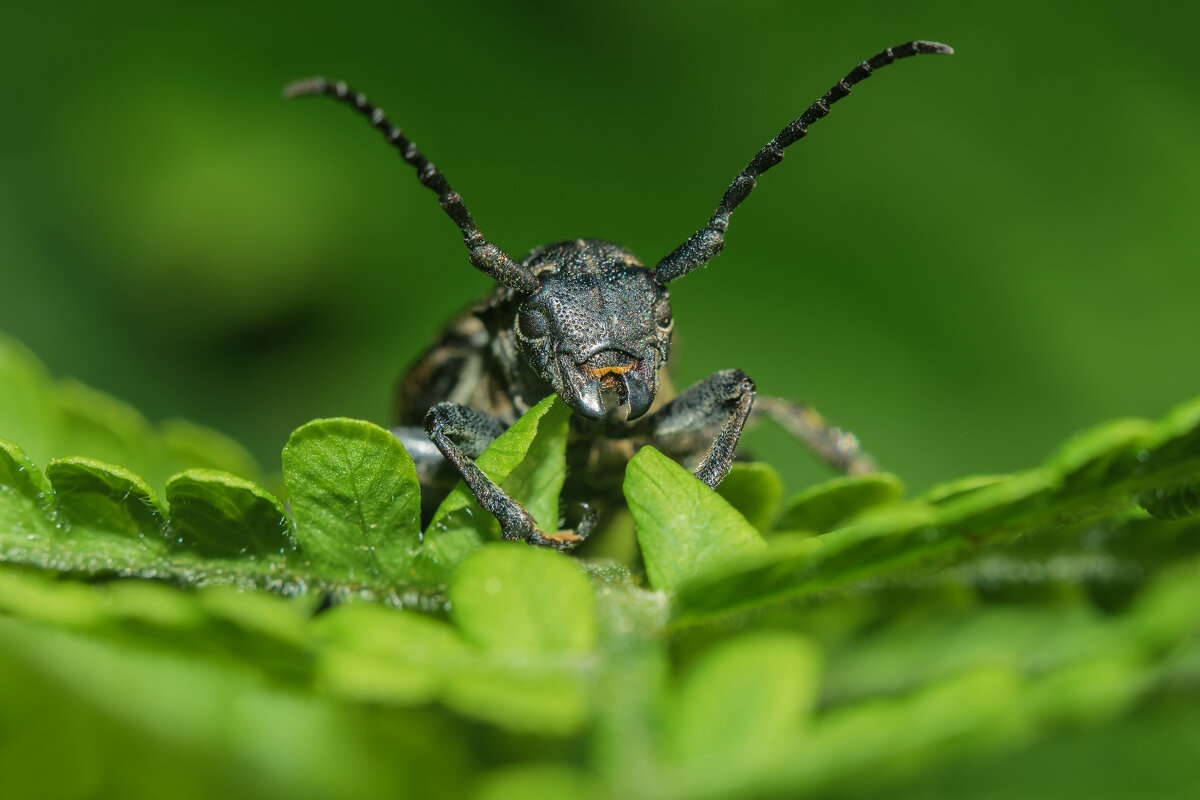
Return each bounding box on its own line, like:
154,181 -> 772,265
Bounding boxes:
655,307 -> 673,332
518,308 -> 550,340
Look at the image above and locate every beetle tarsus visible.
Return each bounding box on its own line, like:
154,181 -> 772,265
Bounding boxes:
526,503 -> 597,552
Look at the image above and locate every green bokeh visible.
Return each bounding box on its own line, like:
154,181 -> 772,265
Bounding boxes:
2,0 -> 1197,496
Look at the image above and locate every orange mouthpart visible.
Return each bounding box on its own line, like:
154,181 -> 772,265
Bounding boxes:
586,363 -> 635,378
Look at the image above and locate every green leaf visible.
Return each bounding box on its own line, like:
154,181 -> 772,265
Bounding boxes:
671,396 -> 1200,624
166,469 -> 294,557
1,335 -> 267,503
1139,482 -> 1200,520
195,584 -> 316,649
892,699 -> 1200,800
282,417 -> 420,583
47,457 -> 165,542
473,765 -> 599,800
449,542 -> 595,654
0,563 -> 111,627
437,543 -> 596,735
1142,395 -> 1200,475
920,474 -> 1012,506
159,418 -> 263,484
419,396 -> 570,583
442,662 -> 590,735
0,439 -> 57,549
624,446 -> 765,594
819,605 -> 1122,708
1127,558 -> 1200,651
0,335 -> 59,467
667,633 -> 821,786
1,454 -> 172,574
1046,417 -> 1156,487
313,603 -> 470,704
313,553 -> 596,736
0,613 -> 435,799
493,400 -> 573,535
776,472 -> 905,533
0,438 -> 52,508
54,378 -> 162,488
1135,397 -> 1200,520
774,667 -> 1027,794
716,462 -> 784,532
1,450 -> 305,590
668,532 -> 825,622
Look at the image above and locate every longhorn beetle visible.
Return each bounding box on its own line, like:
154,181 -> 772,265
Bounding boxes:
286,40 -> 952,551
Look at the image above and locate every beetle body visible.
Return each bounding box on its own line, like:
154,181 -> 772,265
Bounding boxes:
287,40 -> 952,549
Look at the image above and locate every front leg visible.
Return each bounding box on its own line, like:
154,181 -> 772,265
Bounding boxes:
424,401 -> 596,551
642,369 -> 756,489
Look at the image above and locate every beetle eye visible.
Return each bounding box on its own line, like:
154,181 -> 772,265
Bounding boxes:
656,309 -> 672,330
518,309 -> 550,339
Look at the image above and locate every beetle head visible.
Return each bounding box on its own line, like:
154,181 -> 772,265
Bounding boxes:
514,240 -> 672,421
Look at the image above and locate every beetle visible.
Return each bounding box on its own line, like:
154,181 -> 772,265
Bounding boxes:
285,40 -> 952,551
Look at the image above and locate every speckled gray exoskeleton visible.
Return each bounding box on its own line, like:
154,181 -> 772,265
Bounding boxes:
285,40 -> 952,551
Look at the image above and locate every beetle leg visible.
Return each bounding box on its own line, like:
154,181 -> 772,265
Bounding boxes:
393,424 -> 467,523
392,426 -> 456,483
529,503 -> 598,551
641,369 -> 756,489
424,401 -> 593,551
754,396 -> 879,475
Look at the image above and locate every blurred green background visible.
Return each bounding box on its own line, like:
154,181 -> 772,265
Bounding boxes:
3,0 -> 1197,492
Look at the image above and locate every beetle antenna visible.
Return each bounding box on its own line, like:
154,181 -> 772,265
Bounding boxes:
653,40 -> 953,283
284,78 -> 539,293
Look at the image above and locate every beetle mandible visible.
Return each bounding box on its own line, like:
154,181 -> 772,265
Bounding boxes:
285,40 -> 953,551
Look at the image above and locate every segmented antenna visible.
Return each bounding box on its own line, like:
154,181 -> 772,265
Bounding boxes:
284,78 -> 539,293
654,41 -> 953,284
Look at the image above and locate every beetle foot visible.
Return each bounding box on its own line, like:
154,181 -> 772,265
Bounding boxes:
527,504 -> 597,552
